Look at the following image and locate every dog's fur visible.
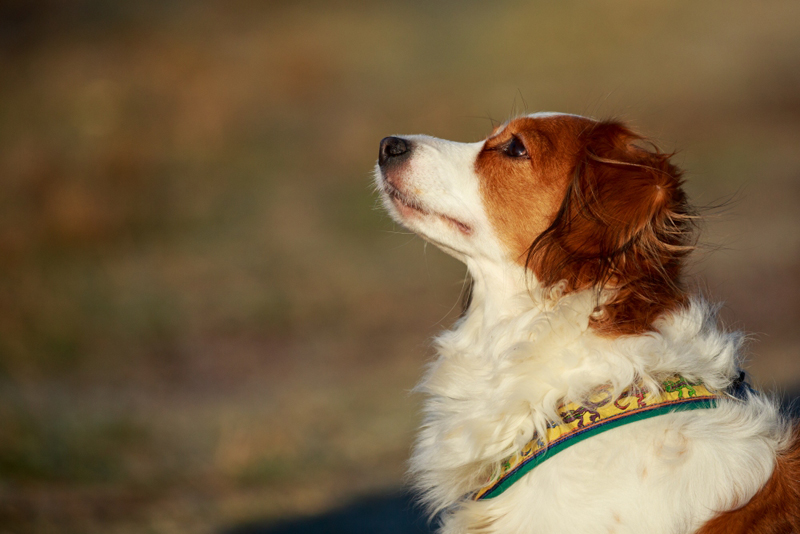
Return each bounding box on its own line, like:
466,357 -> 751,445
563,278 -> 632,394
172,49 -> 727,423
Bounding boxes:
374,113 -> 800,533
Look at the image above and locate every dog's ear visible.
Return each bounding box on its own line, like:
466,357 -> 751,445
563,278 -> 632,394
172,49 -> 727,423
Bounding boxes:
526,121 -> 695,334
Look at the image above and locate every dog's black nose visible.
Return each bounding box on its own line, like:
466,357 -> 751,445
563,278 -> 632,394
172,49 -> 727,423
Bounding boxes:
379,136 -> 411,167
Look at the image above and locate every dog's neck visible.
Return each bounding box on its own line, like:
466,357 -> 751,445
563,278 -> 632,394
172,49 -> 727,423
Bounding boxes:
435,259 -> 740,448
449,261 -> 739,389
456,258 -> 596,354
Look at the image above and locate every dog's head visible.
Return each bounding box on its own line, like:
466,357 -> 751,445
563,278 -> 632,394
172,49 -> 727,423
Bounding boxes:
375,113 -> 695,335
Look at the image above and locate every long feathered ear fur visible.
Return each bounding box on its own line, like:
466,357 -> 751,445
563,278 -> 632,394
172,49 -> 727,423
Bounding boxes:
525,121 -> 697,335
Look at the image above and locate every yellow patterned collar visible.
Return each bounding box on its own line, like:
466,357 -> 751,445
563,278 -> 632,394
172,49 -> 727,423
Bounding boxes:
474,375 -> 724,500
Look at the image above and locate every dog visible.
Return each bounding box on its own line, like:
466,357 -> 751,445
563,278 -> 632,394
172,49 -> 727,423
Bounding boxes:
374,113 -> 800,533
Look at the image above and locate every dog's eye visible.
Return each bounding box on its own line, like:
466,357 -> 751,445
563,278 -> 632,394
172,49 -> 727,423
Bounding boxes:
503,136 -> 528,158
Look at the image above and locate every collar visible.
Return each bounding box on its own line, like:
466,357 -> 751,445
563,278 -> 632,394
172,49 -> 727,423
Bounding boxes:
474,374 -> 728,500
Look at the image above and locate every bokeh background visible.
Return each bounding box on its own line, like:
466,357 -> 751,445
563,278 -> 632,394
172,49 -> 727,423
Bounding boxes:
2,1 -> 800,532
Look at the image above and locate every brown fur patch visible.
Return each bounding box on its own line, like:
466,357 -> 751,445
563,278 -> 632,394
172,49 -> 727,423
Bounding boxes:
477,116 -> 695,336
477,115 -> 592,258
697,425 -> 800,534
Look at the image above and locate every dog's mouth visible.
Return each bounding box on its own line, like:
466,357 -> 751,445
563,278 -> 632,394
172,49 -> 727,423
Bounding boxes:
385,180 -> 424,214
383,180 -> 473,235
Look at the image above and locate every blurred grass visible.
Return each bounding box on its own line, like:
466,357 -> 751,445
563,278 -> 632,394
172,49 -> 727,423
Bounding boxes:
1,0 -> 800,532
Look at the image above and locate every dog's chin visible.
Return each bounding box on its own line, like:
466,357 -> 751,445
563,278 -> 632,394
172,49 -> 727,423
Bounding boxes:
383,181 -> 473,236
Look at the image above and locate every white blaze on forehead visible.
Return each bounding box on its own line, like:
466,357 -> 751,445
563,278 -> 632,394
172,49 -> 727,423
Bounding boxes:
490,113 -> 583,139
507,112 -> 589,127
525,111 -> 584,119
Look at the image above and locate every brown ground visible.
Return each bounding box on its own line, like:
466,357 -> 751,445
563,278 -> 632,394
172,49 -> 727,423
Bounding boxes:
1,1 -> 799,532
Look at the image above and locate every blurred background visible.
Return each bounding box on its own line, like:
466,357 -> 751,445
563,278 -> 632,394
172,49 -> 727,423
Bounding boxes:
1,1 -> 799,532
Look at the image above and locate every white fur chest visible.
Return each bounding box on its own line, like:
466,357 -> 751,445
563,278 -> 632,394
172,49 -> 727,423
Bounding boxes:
409,297 -> 785,534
